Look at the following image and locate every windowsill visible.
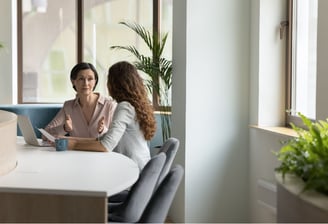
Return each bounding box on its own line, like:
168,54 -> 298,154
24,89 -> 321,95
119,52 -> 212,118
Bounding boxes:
249,125 -> 298,137
153,111 -> 172,115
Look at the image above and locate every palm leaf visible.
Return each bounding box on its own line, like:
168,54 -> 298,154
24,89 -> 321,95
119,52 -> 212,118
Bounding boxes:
109,21 -> 173,142
158,33 -> 169,57
110,45 -> 142,60
119,21 -> 153,50
159,58 -> 172,89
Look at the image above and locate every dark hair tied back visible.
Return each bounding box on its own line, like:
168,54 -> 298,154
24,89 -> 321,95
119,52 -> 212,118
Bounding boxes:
70,62 -> 99,91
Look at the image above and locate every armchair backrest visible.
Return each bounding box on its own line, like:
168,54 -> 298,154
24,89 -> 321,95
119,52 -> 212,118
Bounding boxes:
108,152 -> 166,223
139,164 -> 184,223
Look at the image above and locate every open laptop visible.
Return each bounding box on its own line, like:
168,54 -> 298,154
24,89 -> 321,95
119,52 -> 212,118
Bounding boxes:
17,115 -> 52,147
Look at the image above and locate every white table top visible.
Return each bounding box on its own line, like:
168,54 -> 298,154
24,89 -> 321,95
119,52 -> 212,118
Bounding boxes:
0,137 -> 139,197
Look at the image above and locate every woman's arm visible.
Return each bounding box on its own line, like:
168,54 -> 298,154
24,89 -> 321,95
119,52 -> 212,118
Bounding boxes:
100,102 -> 135,150
43,103 -> 69,139
59,102 -> 134,153
63,136 -> 108,152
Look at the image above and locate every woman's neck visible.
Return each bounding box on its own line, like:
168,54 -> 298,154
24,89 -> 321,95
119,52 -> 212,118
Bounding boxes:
78,93 -> 98,107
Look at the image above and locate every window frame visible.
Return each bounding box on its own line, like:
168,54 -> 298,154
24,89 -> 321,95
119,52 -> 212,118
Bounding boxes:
285,0 -> 294,127
17,0 -> 165,111
285,0 -> 317,129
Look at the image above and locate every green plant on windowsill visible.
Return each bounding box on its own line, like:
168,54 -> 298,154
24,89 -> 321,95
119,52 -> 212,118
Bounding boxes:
110,21 -> 172,143
275,112 -> 328,196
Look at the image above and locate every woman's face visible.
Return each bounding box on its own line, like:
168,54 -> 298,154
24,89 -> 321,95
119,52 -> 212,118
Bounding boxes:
72,69 -> 96,96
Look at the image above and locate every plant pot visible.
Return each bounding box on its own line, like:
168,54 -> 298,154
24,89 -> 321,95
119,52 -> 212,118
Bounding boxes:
275,172 -> 328,223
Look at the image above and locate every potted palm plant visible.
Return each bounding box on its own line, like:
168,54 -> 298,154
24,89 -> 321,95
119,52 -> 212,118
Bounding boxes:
110,21 -> 172,143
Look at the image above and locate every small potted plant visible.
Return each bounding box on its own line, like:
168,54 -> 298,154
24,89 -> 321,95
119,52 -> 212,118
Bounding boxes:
274,112 -> 328,222
275,112 -> 328,195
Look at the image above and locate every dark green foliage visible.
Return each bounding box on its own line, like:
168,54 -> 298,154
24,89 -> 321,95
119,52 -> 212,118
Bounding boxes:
275,113 -> 328,195
110,21 -> 172,97
110,21 -> 172,142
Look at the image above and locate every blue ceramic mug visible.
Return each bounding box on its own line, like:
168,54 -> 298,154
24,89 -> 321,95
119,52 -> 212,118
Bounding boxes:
55,138 -> 68,151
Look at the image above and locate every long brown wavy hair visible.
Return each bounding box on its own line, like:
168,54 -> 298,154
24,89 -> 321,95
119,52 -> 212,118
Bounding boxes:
107,61 -> 156,140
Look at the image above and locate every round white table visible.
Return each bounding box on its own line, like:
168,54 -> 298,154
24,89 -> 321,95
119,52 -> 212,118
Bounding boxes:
0,137 -> 139,223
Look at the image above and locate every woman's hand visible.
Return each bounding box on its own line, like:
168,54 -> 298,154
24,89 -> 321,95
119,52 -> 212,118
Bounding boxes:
64,114 -> 73,132
97,116 -> 105,133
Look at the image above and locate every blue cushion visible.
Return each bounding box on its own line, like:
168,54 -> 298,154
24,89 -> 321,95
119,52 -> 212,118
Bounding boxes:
0,104 -> 62,138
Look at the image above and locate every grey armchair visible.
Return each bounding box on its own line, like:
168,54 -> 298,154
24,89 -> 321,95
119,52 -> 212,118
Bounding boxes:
156,137 -> 180,187
139,164 -> 184,223
108,152 -> 166,223
108,137 -> 180,203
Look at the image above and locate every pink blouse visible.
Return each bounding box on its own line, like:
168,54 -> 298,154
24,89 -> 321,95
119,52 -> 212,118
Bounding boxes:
44,93 -> 117,138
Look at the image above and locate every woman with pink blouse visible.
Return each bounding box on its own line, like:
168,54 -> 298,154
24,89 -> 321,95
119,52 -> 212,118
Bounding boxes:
43,62 -> 117,138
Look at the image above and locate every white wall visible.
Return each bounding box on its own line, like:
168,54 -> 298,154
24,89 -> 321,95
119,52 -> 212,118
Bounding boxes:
0,0 -> 16,104
171,0 -> 250,222
249,0 -> 288,222
169,0 -> 186,221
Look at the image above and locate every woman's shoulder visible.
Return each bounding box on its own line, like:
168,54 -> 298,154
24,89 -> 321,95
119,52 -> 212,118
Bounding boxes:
97,93 -> 116,104
115,101 -> 136,120
61,98 -> 80,115
63,98 -> 77,106
116,101 -> 135,113
118,101 -> 133,108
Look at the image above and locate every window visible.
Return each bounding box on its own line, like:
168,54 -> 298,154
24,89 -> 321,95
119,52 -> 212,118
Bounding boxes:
18,0 -> 172,108
286,0 -> 318,125
19,0 -> 77,103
